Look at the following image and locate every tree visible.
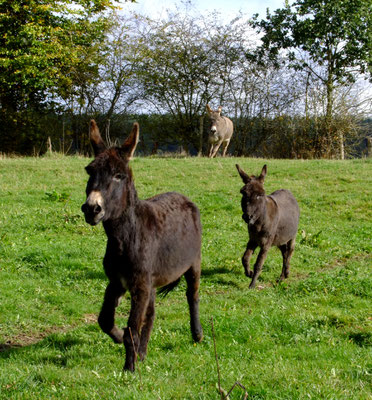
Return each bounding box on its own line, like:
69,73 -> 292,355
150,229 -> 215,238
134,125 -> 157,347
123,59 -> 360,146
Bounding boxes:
252,0 -> 372,157
59,13 -> 146,154
135,11 -> 219,152
93,15 -> 146,125
0,0 -> 120,153
136,11 -> 264,154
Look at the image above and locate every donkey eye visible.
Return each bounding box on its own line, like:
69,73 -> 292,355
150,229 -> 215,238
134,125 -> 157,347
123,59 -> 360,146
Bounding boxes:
113,173 -> 124,182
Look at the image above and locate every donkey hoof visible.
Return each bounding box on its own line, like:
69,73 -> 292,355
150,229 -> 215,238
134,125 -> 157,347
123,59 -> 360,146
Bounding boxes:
193,330 -> 203,343
245,270 -> 253,278
138,349 -> 147,361
113,333 -> 124,344
248,282 -> 256,289
111,328 -> 124,344
123,361 -> 135,372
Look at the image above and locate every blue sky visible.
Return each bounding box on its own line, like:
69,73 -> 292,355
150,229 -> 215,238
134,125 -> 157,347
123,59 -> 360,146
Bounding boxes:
127,0 -> 286,20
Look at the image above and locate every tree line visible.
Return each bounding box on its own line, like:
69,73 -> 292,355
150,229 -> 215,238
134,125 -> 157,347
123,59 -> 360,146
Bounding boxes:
1,0 -> 371,158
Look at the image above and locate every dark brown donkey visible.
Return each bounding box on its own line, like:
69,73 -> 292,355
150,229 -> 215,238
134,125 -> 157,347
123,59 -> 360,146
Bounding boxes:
236,164 -> 300,289
81,120 -> 203,371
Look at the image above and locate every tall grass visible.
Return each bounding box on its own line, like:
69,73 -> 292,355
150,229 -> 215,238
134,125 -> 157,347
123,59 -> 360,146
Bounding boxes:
0,156 -> 371,399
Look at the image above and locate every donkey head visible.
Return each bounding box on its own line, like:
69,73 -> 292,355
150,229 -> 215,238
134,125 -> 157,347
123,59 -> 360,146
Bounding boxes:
206,104 -> 223,140
236,164 -> 267,224
81,120 -> 139,226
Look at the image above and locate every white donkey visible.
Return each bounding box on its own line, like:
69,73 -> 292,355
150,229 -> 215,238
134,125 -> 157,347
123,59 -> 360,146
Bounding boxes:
206,104 -> 234,158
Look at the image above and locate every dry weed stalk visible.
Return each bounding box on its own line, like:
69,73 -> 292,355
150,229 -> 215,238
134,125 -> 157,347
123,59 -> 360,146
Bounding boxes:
127,327 -> 143,390
211,317 -> 248,400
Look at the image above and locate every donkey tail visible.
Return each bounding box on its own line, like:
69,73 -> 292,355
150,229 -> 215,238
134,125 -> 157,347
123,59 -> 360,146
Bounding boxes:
157,278 -> 181,298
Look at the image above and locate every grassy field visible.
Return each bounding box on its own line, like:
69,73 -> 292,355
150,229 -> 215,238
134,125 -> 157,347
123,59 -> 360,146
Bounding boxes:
0,155 -> 371,399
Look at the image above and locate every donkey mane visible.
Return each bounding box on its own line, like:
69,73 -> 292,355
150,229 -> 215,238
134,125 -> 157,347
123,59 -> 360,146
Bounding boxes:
86,149 -> 129,175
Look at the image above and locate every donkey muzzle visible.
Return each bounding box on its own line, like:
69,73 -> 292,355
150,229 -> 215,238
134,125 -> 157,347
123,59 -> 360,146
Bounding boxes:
81,190 -> 105,225
209,128 -> 218,142
242,213 -> 256,225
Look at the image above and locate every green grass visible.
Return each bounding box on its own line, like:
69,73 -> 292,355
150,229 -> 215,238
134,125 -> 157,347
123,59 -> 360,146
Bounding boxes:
0,155 -> 371,399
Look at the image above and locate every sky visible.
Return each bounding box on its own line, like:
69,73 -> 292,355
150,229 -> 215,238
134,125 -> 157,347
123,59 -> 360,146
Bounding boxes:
125,0 -> 286,21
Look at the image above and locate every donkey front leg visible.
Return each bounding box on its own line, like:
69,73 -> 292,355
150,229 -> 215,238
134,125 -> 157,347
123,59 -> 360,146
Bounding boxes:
249,247 -> 269,289
185,263 -> 203,342
123,287 -> 151,372
242,240 -> 257,278
138,288 -> 156,361
98,282 -> 126,343
210,140 -> 223,158
208,143 -> 214,158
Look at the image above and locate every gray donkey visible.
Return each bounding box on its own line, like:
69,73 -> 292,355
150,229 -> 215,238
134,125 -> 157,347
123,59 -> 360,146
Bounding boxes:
236,164 -> 300,289
206,104 -> 233,158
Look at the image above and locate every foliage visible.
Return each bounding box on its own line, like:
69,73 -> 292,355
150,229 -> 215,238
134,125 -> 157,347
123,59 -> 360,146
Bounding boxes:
253,0 -> 371,83
0,1 -> 371,157
0,156 -> 371,399
252,0 -> 372,148
0,0 -> 119,153
251,0 -> 372,158
233,114 -> 365,159
135,11 -> 260,152
135,11 -> 218,150
64,14 -> 146,133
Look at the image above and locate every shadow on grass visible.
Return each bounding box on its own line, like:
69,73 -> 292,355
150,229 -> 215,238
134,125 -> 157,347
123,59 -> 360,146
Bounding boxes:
202,266 -> 242,289
0,343 -> 23,353
84,269 -> 106,280
159,341 -> 176,352
347,330 -> 372,347
202,266 -> 235,277
0,335 -> 84,361
0,314 -> 98,356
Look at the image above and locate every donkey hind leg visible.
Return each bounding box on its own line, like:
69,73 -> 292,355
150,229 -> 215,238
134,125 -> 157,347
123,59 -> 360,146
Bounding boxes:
221,139 -> 230,157
123,287 -> 151,372
249,247 -> 269,289
279,238 -> 296,281
184,262 -> 203,342
242,240 -> 257,278
138,288 -> 156,361
98,282 -> 126,344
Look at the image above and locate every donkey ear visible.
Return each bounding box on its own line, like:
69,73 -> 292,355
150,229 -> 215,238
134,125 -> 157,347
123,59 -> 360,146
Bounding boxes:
90,120 -> 106,156
206,104 -> 212,114
217,106 -> 222,114
236,164 -> 250,184
121,122 -> 139,160
259,164 -> 267,182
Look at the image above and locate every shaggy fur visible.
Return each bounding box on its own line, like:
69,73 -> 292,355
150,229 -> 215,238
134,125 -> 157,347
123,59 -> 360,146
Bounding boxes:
82,120 -> 203,372
236,164 -> 300,289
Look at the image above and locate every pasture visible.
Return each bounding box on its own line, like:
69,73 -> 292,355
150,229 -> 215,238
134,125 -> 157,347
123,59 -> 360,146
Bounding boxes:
0,155 -> 371,399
